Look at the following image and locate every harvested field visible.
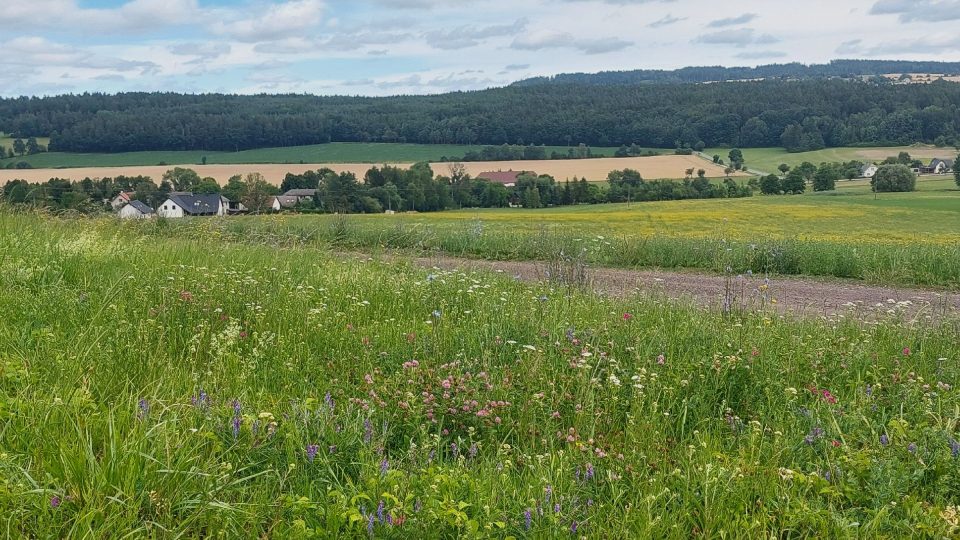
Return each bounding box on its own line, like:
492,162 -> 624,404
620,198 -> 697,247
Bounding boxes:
0,155 -> 746,186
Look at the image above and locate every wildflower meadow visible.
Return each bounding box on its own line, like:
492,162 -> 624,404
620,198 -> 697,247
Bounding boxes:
1,210 -> 960,537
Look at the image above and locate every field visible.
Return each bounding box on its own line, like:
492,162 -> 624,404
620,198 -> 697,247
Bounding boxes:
0,135 -> 50,154
3,210 -> 960,537
0,155 -> 742,185
706,146 -> 960,175
0,143 -> 623,169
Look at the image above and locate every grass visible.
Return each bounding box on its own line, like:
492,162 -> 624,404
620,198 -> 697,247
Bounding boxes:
147,175 -> 960,287
2,210 -> 960,537
0,143 -> 622,169
0,135 -> 50,156
705,146 -> 960,175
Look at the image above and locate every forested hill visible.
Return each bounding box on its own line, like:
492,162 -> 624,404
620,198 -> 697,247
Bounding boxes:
4,77 -> 960,153
512,60 -> 960,86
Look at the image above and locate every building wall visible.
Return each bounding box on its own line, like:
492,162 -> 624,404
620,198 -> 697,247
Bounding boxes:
118,205 -> 150,219
157,200 -> 184,218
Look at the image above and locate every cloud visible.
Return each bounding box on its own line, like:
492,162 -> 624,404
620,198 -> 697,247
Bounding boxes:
423,19 -> 527,50
837,34 -> 960,56
648,14 -> 685,28
512,31 -> 632,54
169,42 -> 231,64
2,0 -> 203,35
869,0 -> 960,22
694,28 -> 779,48
707,13 -> 758,27
212,0 -> 325,42
503,64 -> 530,71
734,50 -> 787,59
3,36 -> 159,74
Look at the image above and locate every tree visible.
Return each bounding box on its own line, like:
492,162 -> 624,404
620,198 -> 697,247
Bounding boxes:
812,163 -> 840,192
162,167 -> 202,192
522,186 -> 541,208
778,163 -> 790,176
26,137 -> 40,155
697,169 -> 706,179
222,175 -> 245,202
728,148 -> 744,169
871,164 -> 916,192
782,169 -> 807,194
12,138 -> 25,157
759,174 -> 781,195
240,172 -> 277,212
955,152 -> 960,188
194,177 -> 221,194
795,161 -> 817,181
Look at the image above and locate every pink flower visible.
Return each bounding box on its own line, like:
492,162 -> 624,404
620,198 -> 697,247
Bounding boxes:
441,379 -> 451,389
551,411 -> 561,419
622,313 -> 633,321
821,390 -> 837,404
656,354 -> 665,365
902,347 -> 911,356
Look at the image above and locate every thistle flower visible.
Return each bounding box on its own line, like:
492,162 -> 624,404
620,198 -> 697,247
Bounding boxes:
306,444 -> 319,462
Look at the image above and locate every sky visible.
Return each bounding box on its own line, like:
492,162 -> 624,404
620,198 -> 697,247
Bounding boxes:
2,0 -> 960,97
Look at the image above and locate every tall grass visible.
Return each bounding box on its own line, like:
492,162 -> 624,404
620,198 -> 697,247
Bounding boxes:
1,211 -> 960,537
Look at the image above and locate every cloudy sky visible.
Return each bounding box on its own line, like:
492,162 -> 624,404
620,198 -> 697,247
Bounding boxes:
2,0 -> 959,97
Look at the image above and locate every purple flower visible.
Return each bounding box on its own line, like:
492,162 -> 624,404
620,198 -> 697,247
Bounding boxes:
137,398 -> 149,419
192,390 -> 209,409
232,399 -> 241,415
50,496 -> 61,508
414,499 -> 422,513
951,439 -> 960,458
545,485 -> 552,504
367,512 -> 375,535
524,509 -> 532,530
880,434 -> 889,446
380,457 -> 389,475
451,442 -> 459,459
865,384 -> 873,397
571,520 -> 578,533
231,416 -> 241,439
554,503 -> 560,514
804,426 -> 824,445
306,444 -> 319,462
324,392 -> 335,411
363,419 -> 372,444
908,443 -> 917,454
585,463 -> 594,480
328,445 -> 337,454
377,500 -> 385,523
468,443 -> 478,459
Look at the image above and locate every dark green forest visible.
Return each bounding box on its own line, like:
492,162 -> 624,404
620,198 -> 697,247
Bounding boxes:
4,70 -> 960,154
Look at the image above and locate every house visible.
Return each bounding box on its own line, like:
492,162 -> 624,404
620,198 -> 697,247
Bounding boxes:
110,191 -> 134,211
477,170 -> 531,188
156,193 -> 229,218
860,164 -> 879,178
117,200 -> 154,219
283,188 -> 318,202
227,200 -> 248,214
271,195 -> 300,211
930,158 -> 954,174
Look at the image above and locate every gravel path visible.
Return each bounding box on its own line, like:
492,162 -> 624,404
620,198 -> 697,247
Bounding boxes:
407,255 -> 959,324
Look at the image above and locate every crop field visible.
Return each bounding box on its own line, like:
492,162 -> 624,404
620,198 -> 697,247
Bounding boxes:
706,146 -> 959,175
163,175 -> 960,287
2,210 -> 960,537
0,155 -> 742,186
0,143 -> 623,169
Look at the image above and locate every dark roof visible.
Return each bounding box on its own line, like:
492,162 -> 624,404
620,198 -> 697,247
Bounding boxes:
932,158 -> 954,167
477,170 -> 530,184
128,200 -> 154,214
274,195 -> 300,208
284,189 -> 318,197
168,193 -> 223,215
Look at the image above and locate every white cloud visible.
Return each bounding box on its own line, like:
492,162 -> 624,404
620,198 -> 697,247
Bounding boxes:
512,31 -> 632,54
212,0 -> 326,42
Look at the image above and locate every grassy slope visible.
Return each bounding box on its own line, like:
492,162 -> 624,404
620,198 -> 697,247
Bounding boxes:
0,143 -> 623,169
2,211 -> 959,537
707,146 -> 960,175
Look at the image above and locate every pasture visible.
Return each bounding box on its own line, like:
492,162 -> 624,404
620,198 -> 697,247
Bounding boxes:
2,210 -> 960,537
707,146 -> 960,175
0,155 -> 741,186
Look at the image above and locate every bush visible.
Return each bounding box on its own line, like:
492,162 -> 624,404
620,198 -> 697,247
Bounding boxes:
782,170 -> 807,194
871,164 -> 916,192
759,174 -> 781,195
812,163 -> 840,192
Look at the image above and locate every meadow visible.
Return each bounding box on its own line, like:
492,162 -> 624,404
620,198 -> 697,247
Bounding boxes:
706,146 -> 960,175
2,210 -> 960,537
0,143 -> 622,169
153,176 -> 960,287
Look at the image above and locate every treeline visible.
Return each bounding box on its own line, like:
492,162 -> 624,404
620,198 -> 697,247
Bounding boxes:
5,78 -> 960,153
445,143 -> 605,162
512,59 -> 960,86
0,164 -> 753,214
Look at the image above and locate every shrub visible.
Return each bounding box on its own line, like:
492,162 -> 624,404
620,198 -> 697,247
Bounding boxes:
871,164 -> 916,192
759,174 -> 781,195
782,170 -> 807,194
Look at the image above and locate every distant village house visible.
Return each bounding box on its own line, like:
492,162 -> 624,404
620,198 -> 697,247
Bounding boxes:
156,193 -> 230,218
117,200 -> 155,219
477,170 -> 533,188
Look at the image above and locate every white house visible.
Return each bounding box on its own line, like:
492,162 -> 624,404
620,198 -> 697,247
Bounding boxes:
271,195 -> 300,211
860,164 -> 879,178
283,188 -> 317,203
110,191 -> 134,211
156,193 -> 229,218
118,200 -> 155,219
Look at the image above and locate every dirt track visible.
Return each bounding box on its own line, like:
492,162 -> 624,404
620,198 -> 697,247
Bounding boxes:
407,255 -> 960,324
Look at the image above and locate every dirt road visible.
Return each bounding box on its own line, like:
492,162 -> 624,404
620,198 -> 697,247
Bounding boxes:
406,255 -> 959,324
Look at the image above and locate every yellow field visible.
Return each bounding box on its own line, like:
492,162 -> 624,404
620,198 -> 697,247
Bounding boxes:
0,155 -> 745,186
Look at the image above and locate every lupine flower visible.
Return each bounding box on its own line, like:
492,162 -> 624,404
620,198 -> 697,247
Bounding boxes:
232,399 -> 241,415
451,442 -> 459,459
324,392 -> 335,411
524,509 -> 532,530
367,513 -> 375,535
232,416 -> 241,439
137,398 -> 149,420
908,443 -> 917,454
554,503 -> 560,513
192,390 -> 209,408
880,434 -> 889,446
363,419 -> 372,444
545,485 -> 552,504
468,444 -> 478,459
377,500 -> 385,523
571,521 -> 578,533
585,463 -> 595,480
50,496 -> 61,508
306,444 -> 319,462
950,439 -> 960,457
380,458 -> 389,475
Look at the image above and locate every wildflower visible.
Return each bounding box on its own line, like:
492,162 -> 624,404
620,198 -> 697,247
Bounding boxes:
431,310 -> 442,318
426,274 -> 437,282
571,521 -> 578,533
232,415 -> 241,439
363,419 -> 373,443
469,443 -> 478,458
377,500 -> 385,523
880,434 -> 889,446
545,485 -> 553,504
451,442 -> 459,459
232,399 -> 241,415
367,512 -> 375,535
908,443 -> 917,454
380,458 -> 389,475
622,313 -> 633,321
656,354 -> 665,365
821,390 -> 837,404
192,390 -> 209,409
414,499 -> 422,513
831,440 -> 841,448
329,445 -> 337,454
137,398 -> 149,420
50,496 -> 61,508
903,347 -> 911,356
551,411 -> 561,419
950,439 -> 960,458
179,290 -> 193,302
585,463 -> 595,480
554,503 -> 560,513
306,444 -> 319,462
324,392 -> 335,410
865,384 -> 873,397
524,509 -> 532,530
804,426 -> 824,445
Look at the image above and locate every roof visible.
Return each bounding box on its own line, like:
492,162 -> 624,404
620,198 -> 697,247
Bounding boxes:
167,193 -> 223,215
114,191 -> 132,201
932,158 -> 954,167
128,200 -> 154,214
477,170 -> 530,185
283,188 -> 318,197
273,195 -> 300,208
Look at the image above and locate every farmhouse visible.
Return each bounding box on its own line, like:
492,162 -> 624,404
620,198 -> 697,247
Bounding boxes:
110,191 -> 134,210
860,164 -> 879,178
477,170 -> 530,188
283,188 -> 318,202
157,193 -> 229,218
271,195 -> 300,211
117,200 -> 154,219
921,158 -> 955,174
